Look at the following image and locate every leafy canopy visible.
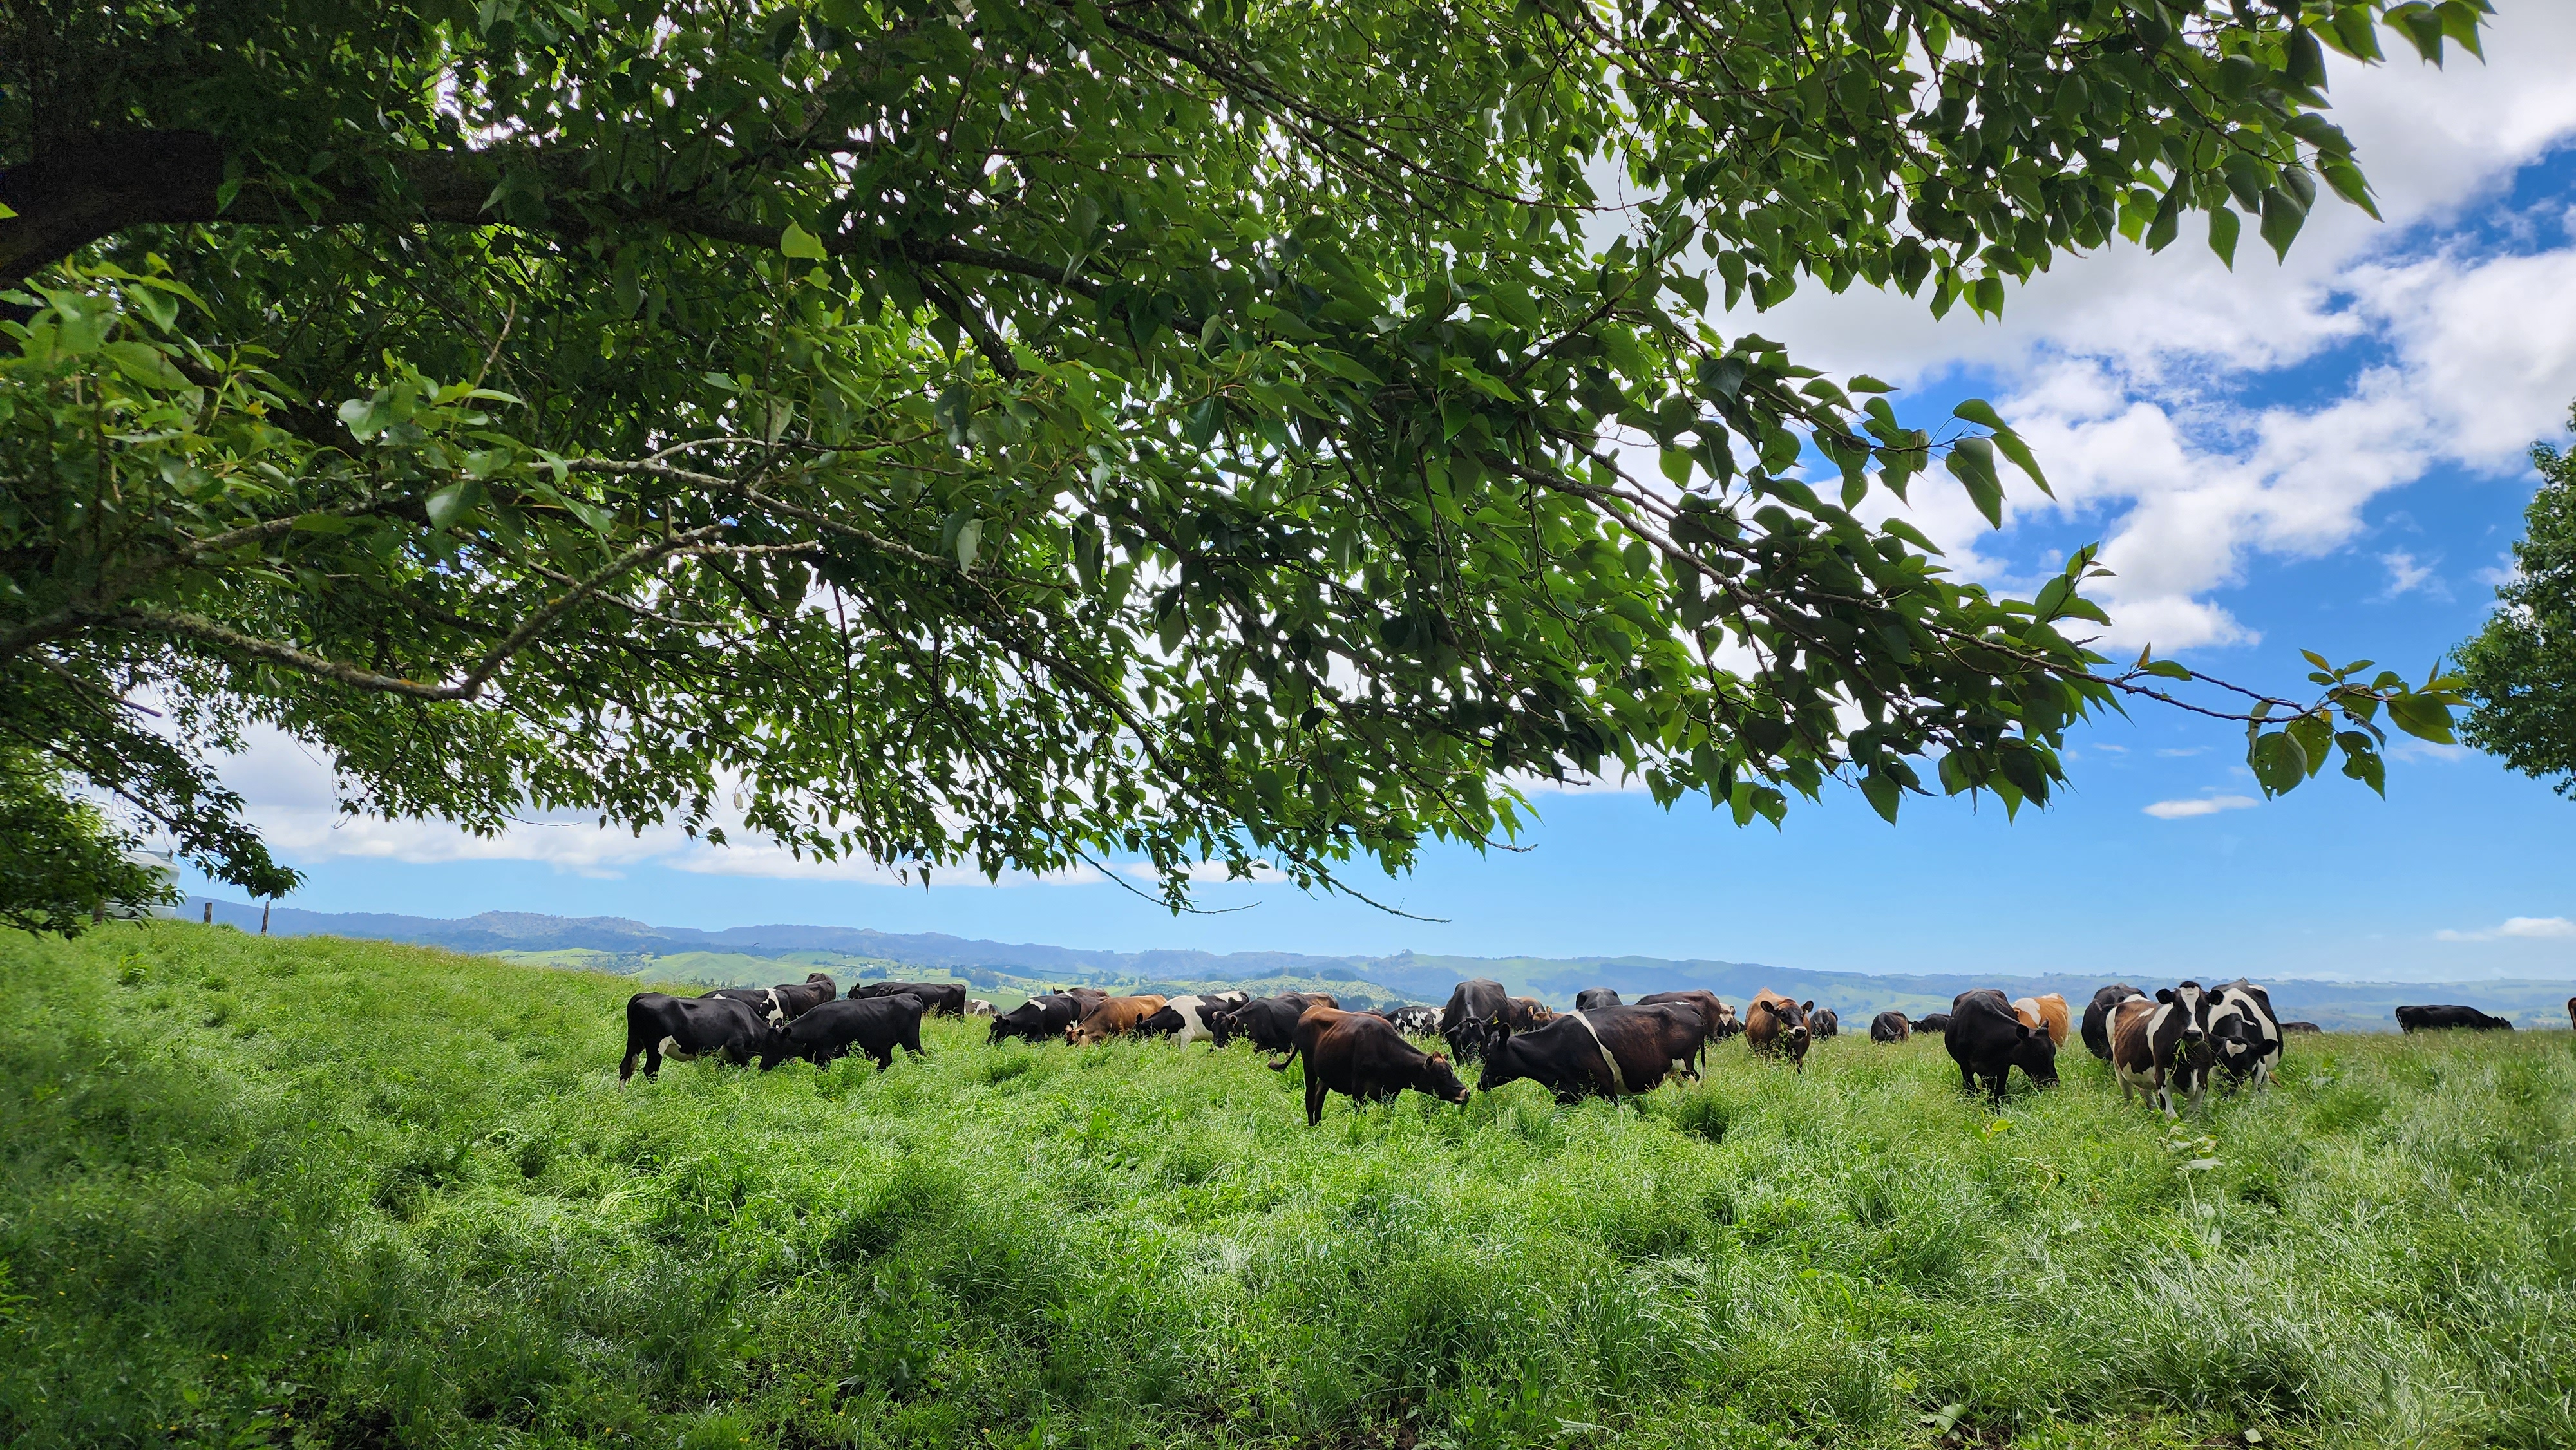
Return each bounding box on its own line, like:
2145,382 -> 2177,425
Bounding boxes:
0,0 -> 2485,916
2458,404 -> 2576,797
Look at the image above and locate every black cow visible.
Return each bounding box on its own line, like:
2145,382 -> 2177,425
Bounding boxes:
759,995 -> 928,1071
1439,978 -> 1513,1062
1574,988 -> 1623,1010
852,981 -> 968,1017
1812,1008 -> 1840,1039
2395,1004 -> 2515,1033
1271,1008 -> 1470,1125
2282,1021 -> 2323,1034
2079,983 -> 2139,1062
989,993 -> 1082,1044
1475,1004 -> 1707,1103
1219,994 -> 1321,1053
1868,1010 -> 1911,1044
620,993 -> 772,1082
1911,1013 -> 1951,1035
1944,989 -> 2059,1104
705,971 -> 837,1027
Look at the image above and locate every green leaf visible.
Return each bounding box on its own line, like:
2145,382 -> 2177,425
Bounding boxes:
2287,715 -> 2333,779
425,480 -> 486,531
2208,207 -> 2241,270
2386,693 -> 2456,744
781,222 -> 829,260
1946,437 -> 2005,527
954,517 -> 982,570
1859,772 -> 1902,824
2249,730 -> 2308,796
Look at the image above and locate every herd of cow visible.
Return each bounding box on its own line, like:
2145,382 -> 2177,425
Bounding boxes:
618,973 -> 2561,1124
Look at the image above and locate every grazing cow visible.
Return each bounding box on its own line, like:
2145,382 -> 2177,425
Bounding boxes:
620,993 -> 772,1083
705,984 -> 791,1027
989,993 -> 1082,1045
1271,1008 -> 1471,1125
1636,990 -> 1738,1066
2011,993 -> 2070,1048
1812,1008 -> 1840,1039
2208,980 -> 2282,1091
965,999 -> 996,1017
2568,996 -> 2575,1032
2282,1021 -> 2323,1034
2111,982 -> 2219,1117
2395,1004 -> 2515,1033
1439,979 -> 1515,1062
1868,1010 -> 1911,1044
705,970 -> 837,1027
758,994 -> 928,1072
1743,990 -> 1814,1070
1475,1004 -> 1709,1102
1215,993 -> 1327,1052
2079,984 -> 2139,1062
1139,994 -> 1220,1047
1945,989 -> 2059,1104
1911,1013 -> 1951,1035
853,981 -> 969,1017
1070,994 -> 1168,1045
1575,988 -> 1623,1010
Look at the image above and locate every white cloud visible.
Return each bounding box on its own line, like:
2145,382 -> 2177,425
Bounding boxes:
2378,550 -> 2448,601
2434,916 -> 2576,943
2143,795 -> 2262,820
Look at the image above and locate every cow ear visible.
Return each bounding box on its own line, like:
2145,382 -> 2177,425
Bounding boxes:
2156,988 -> 2176,1004
1801,1001 -> 1814,1013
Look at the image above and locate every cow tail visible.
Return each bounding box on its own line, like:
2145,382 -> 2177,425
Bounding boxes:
1267,1040 -> 1301,1073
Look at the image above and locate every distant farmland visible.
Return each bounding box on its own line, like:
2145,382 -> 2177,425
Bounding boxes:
6,923 -> 2573,1448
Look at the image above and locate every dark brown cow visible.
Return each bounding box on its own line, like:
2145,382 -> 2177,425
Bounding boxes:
1812,1008 -> 1840,1039
1475,1004 -> 1709,1102
1270,1008 -> 1470,1125
1743,990 -> 1814,1069
1635,990 -> 1738,1065
1574,988 -> 1622,1010
1505,997 -> 1554,1033
1868,1010 -> 1911,1043
1069,994 -> 1168,1045
2568,996 -> 2575,1031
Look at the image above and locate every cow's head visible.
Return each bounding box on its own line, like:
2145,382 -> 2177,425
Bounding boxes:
2014,1019 -> 2061,1087
806,972 -> 837,999
2157,981 -> 2213,1043
1417,1051 -> 1472,1106
1474,1035 -> 1529,1095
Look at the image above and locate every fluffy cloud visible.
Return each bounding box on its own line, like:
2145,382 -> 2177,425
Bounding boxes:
1739,10 -> 2576,650
2142,795 -> 2262,820
2434,916 -> 2576,943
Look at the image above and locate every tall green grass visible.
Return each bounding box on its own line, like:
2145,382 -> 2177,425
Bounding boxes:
3,925 -> 2571,1449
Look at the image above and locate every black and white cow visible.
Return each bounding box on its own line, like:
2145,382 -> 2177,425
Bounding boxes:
965,999 -> 996,1017
620,993 -> 773,1082
2110,981 -> 2220,1117
1139,994 -> 1221,1046
758,994 -> 929,1072
1574,988 -> 1623,1010
2208,979 -> 2282,1091
989,993 -> 1083,1044
2394,1004 -> 2516,1033
704,971 -> 837,1028
1385,1004 -> 1441,1037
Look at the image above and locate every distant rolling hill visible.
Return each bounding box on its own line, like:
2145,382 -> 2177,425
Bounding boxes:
187,898 -> 2576,1031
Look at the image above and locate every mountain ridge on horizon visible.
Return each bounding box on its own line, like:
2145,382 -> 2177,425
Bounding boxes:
184,898 -> 2576,1032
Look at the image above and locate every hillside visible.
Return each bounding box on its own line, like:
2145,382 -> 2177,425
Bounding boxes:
194,898 -> 2576,1030
6,923 -> 2574,1449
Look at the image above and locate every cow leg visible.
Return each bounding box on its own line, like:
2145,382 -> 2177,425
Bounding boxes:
1306,1074 -> 1327,1127
1960,1061 -> 1978,1095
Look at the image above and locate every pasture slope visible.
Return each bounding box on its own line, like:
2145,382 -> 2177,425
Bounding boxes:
3,925 -> 2573,1450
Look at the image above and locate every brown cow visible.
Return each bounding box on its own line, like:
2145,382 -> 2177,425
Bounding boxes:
1270,1007 -> 1470,1125
1068,994 -> 1168,1046
2567,995 -> 2574,1032
1635,990 -> 1737,1066
1505,997 -> 1555,1033
1868,1010 -> 1911,1044
2012,993 -> 2070,1047
1744,990 -> 1814,1070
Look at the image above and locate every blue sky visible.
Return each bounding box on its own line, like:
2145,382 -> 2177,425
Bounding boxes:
184,11 -> 2576,983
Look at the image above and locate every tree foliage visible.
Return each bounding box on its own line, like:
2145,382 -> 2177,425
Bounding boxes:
2458,406 -> 2576,796
0,0 -> 2488,915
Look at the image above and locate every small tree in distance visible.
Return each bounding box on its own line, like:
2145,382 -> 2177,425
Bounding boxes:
0,0 -> 2483,926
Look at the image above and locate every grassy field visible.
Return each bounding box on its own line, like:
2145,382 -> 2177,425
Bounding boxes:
3,925 -> 2573,1449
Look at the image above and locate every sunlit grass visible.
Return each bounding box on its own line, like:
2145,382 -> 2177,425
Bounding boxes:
3,924 -> 2571,1448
